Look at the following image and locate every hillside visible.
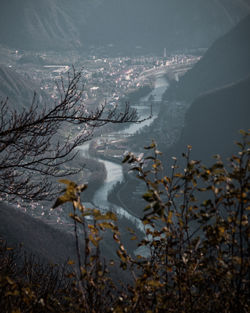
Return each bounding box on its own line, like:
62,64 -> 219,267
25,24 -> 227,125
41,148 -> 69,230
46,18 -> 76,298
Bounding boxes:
0,0 -> 85,50
0,201 -> 126,267
0,202 -> 77,264
81,0 -> 249,53
164,76 -> 250,164
0,0 -> 249,52
0,65 -> 48,110
165,14 -> 250,101
0,199 -> 142,269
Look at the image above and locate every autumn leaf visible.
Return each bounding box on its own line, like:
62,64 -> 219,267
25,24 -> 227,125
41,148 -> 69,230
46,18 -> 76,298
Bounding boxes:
52,180 -> 87,209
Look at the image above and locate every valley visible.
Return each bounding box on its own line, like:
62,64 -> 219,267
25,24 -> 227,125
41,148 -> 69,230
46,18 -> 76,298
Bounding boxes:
1,48 -> 198,230
0,4 -> 249,311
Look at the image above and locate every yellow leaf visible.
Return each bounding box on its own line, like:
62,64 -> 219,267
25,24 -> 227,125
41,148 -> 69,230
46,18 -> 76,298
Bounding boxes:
116,249 -> 126,263
144,141 -> 156,150
218,226 -> 225,234
147,280 -> 162,288
52,180 -> 87,209
58,179 -> 77,188
81,267 -> 87,276
6,276 -> 15,285
106,211 -> 117,221
72,215 -> 83,224
98,222 -> 115,230
89,234 -> 99,247
174,173 -> 183,178
52,188 -> 77,209
233,256 -> 242,265
76,184 -> 87,192
95,211 -> 117,221
167,211 -> 173,224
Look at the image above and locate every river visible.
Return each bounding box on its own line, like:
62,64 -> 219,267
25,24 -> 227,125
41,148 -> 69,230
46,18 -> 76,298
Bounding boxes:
79,75 -> 169,232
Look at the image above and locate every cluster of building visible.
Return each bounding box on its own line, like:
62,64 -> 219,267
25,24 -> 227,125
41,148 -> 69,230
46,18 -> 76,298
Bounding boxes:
4,48 -> 199,112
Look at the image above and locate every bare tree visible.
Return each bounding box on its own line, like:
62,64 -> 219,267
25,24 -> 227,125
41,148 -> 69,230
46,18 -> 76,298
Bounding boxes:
0,67 -> 140,202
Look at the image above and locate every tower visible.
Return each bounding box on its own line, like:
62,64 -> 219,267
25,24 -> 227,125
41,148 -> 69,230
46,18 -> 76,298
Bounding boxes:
163,48 -> 167,58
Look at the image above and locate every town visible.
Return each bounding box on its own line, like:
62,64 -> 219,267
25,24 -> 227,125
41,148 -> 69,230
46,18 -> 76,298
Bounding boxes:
2,45 -> 200,111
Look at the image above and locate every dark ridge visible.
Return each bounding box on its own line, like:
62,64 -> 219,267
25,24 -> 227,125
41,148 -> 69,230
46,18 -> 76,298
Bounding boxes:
165,15 -> 250,102
0,0 -> 248,52
164,76 -> 250,164
0,201 -> 77,264
0,201 -> 140,268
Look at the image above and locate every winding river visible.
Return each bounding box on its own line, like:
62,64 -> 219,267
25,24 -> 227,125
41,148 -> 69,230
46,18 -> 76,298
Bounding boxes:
80,75 -> 169,232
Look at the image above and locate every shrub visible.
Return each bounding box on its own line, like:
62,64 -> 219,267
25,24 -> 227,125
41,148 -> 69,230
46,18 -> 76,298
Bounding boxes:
0,130 -> 249,312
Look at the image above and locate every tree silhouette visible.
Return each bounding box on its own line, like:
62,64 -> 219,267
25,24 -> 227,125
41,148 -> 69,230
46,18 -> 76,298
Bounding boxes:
0,67 -> 139,202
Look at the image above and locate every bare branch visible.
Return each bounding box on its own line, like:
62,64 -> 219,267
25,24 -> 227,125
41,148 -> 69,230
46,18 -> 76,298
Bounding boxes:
0,67 -> 143,202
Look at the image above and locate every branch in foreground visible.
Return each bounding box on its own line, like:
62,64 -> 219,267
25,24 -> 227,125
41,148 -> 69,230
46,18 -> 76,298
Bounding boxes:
0,67 -> 146,201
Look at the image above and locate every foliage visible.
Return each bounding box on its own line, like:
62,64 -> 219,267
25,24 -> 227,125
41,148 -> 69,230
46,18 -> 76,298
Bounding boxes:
120,129 -> 250,312
0,130 -> 249,312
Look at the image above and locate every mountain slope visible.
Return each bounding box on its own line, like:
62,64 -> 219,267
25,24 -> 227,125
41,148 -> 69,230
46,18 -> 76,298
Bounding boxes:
165,14 -> 250,101
0,201 -> 122,266
0,65 -> 48,110
0,202 -> 77,264
80,0 -> 249,52
0,0 -> 85,50
165,76 -> 250,164
0,0 -> 249,52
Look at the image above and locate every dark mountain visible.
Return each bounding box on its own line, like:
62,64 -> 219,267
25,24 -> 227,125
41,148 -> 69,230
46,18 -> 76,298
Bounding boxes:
0,64 -> 48,110
0,0 -> 249,53
0,201 -> 123,267
165,76 -> 250,164
165,14 -> 250,102
80,0 -> 249,53
0,200 -> 141,269
0,201 -> 77,264
0,0 -> 88,50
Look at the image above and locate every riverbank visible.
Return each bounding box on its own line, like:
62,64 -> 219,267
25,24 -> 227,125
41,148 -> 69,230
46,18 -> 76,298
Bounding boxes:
107,172 -> 146,218
64,152 -> 107,203
80,60 -> 196,231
